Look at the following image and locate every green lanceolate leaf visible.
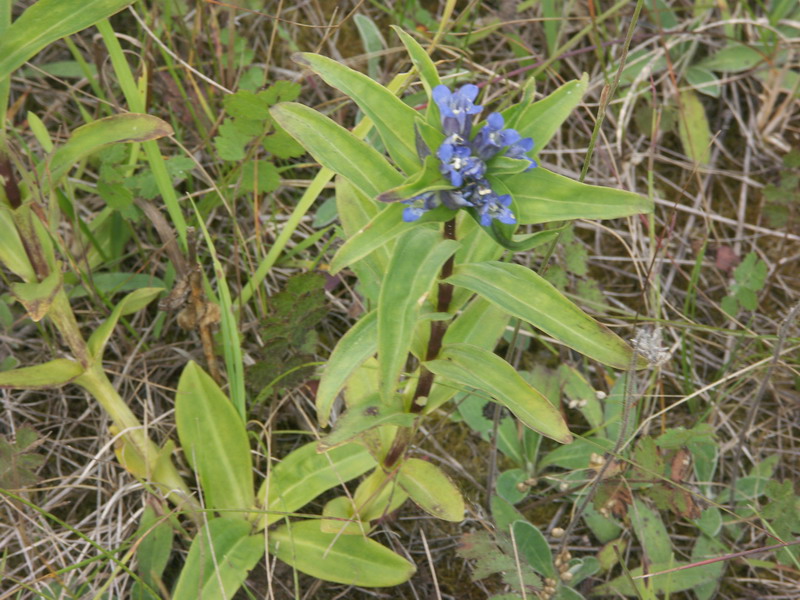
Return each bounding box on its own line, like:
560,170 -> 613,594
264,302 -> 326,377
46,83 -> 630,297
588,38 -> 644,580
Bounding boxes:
505,74 -> 588,151
425,343 -> 572,444
0,0 -> 134,82
378,228 -> 459,401
396,457 -> 465,522
45,114 -> 174,190
321,496 -> 369,535
295,53 -> 421,174
391,26 -> 442,97
171,517 -> 264,600
316,310 -> 378,427
446,262 -> 641,370
270,102 -> 403,199
376,155 -> 452,203
87,287 -> 163,360
175,362 -> 254,516
10,268 -> 62,321
257,441 -> 375,528
0,358 -> 83,389
318,394 -> 416,450
329,203 -> 454,275
0,204 -> 36,282
269,519 -> 415,587
677,89 -> 711,165
501,168 -> 653,225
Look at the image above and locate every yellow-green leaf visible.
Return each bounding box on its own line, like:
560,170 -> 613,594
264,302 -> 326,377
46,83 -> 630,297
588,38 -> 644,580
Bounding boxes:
677,89 -> 711,165
396,457 -> 464,522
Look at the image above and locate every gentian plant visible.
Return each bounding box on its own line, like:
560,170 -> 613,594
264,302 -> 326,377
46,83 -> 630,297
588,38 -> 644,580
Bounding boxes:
264,27 -> 654,586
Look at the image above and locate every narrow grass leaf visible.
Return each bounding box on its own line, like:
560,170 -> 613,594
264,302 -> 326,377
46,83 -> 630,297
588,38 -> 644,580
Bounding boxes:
0,0 -> 133,82
502,168 -> 653,225
175,362 -> 254,516
45,114 -> 173,189
270,102 -> 402,199
316,310 -> 377,427
425,343 -> 572,444
397,457 -> 465,522
0,358 -> 83,389
87,287 -> 162,359
171,517 -> 264,600
258,441 -> 375,528
269,519 -> 415,587
295,53 -> 421,174
378,228 -> 459,401
446,261 -> 640,370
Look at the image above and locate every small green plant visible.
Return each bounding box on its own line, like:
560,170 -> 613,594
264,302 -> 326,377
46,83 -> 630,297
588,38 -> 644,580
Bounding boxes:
721,251 -> 768,316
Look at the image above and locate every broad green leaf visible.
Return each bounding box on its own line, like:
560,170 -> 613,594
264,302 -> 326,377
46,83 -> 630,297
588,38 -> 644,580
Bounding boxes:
696,43 -> 766,73
171,518 -> 264,600
0,358 -> 83,389
321,496 -> 369,535
677,89 -> 711,164
296,53 -> 421,174
496,469 -> 529,504
691,535 -> 725,600
504,74 -> 588,151
456,391 -> 524,465
10,269 -> 62,321
378,228 -> 459,401
685,66 -> 721,98
88,287 -> 163,359
538,436 -> 613,470
45,114 -> 173,189
270,102 -> 403,199
595,560 -> 714,596
376,155 -> 452,203
269,519 -> 415,587
502,168 -> 653,225
134,503 -> 173,591
446,261 -> 642,370
175,362 -> 254,516
0,0 -> 133,82
318,394 -> 416,450
512,520 -> 557,579
257,441 -> 375,528
426,343 -> 572,444
392,27 -> 441,97
329,203 -> 453,275
396,458 -> 464,522
353,469 -> 409,522
316,310 -> 377,427
630,498 -> 672,564
0,205 -> 36,282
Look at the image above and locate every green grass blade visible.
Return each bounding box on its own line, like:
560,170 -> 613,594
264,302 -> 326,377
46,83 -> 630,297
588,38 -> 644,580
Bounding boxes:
0,0 -> 132,82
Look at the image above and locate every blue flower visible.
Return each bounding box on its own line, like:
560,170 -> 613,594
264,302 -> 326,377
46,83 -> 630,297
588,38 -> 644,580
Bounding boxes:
402,191 -> 439,222
505,136 -> 537,170
432,83 -> 483,138
468,180 -> 517,227
437,142 -> 485,187
472,112 -> 522,160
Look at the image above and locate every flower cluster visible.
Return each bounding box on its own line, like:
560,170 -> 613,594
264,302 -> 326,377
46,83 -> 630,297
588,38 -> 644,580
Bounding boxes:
402,84 -> 536,225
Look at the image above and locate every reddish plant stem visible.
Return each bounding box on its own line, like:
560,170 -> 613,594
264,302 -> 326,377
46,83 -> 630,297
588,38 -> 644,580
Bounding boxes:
384,218 -> 456,469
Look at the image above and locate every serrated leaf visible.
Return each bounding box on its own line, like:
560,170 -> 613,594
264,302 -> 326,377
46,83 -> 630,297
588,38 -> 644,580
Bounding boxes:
270,102 -> 403,199
175,362 -> 254,516
377,228 -> 459,401
446,261 -> 642,370
397,458 -> 465,521
171,518 -> 263,600
295,53 -> 421,174
426,343 -> 572,444
257,441 -> 375,528
223,90 -> 271,120
269,519 -> 415,586
240,160 -> 280,194
503,168 -> 652,225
